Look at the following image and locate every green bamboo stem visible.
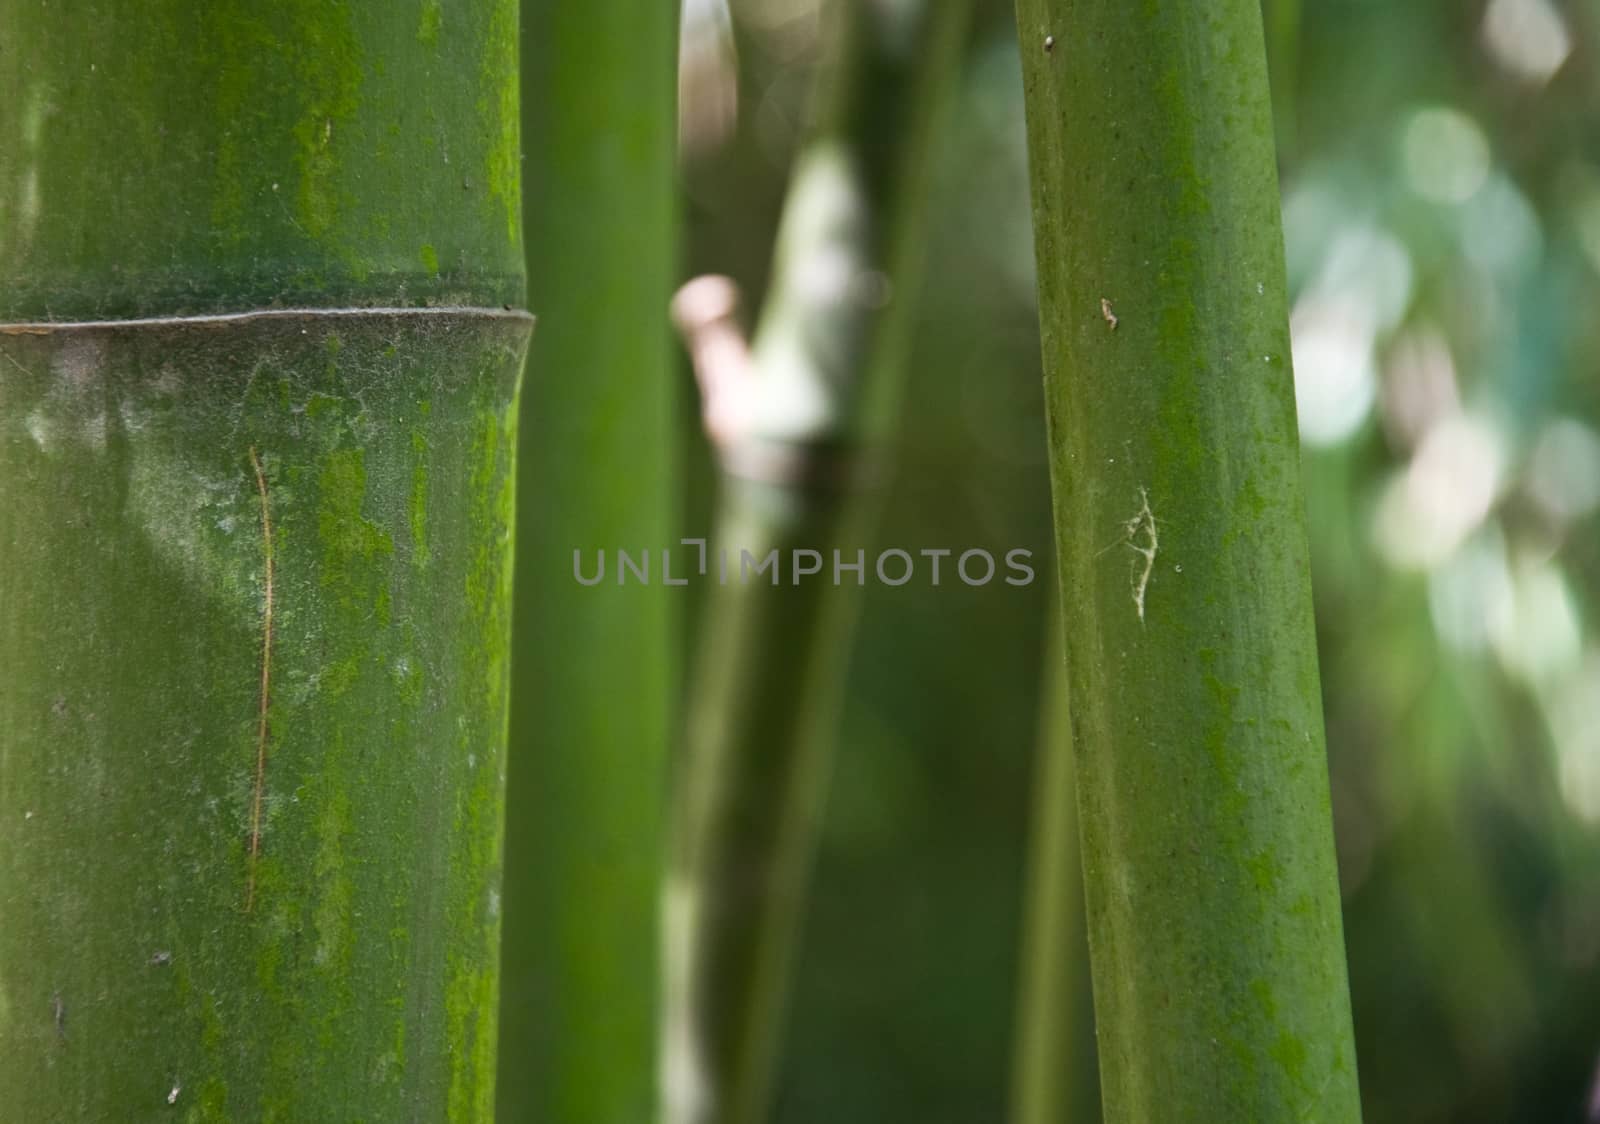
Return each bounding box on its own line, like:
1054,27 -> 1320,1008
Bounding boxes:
496,0 -> 680,1120
1011,607 -> 1098,1124
1011,2 -> 1361,1121
662,3 -> 970,1122
662,473 -> 857,1124
1264,0 -> 1303,159
0,4 -> 529,1119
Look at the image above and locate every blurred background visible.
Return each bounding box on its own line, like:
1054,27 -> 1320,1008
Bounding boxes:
674,0 -> 1600,1120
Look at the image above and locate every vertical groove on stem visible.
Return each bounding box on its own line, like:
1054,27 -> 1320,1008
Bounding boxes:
245,445 -> 274,913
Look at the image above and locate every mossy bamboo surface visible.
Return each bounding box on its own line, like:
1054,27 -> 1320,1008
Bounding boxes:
1011,1 -> 1361,1120
0,4 -> 529,1118
495,0 -> 680,1120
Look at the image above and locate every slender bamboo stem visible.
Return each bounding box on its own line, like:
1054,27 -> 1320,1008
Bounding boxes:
1011,604 -> 1099,1124
1011,1 -> 1362,1119
662,3 -> 971,1121
0,4 -> 529,1118
496,0 -> 680,1120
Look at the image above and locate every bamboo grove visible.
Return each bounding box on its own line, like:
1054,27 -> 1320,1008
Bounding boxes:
10,0 -> 1524,1121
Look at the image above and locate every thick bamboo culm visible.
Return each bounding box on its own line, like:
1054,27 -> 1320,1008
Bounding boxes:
0,5 -> 530,1118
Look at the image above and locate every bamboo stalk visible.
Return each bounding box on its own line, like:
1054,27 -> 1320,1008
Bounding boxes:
661,3 -> 971,1122
0,4 -> 529,1118
1011,604 -> 1099,1124
1011,1 -> 1362,1119
495,0 -> 681,1120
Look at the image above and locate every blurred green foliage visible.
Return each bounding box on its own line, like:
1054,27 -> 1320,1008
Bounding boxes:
678,0 -> 1600,1119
